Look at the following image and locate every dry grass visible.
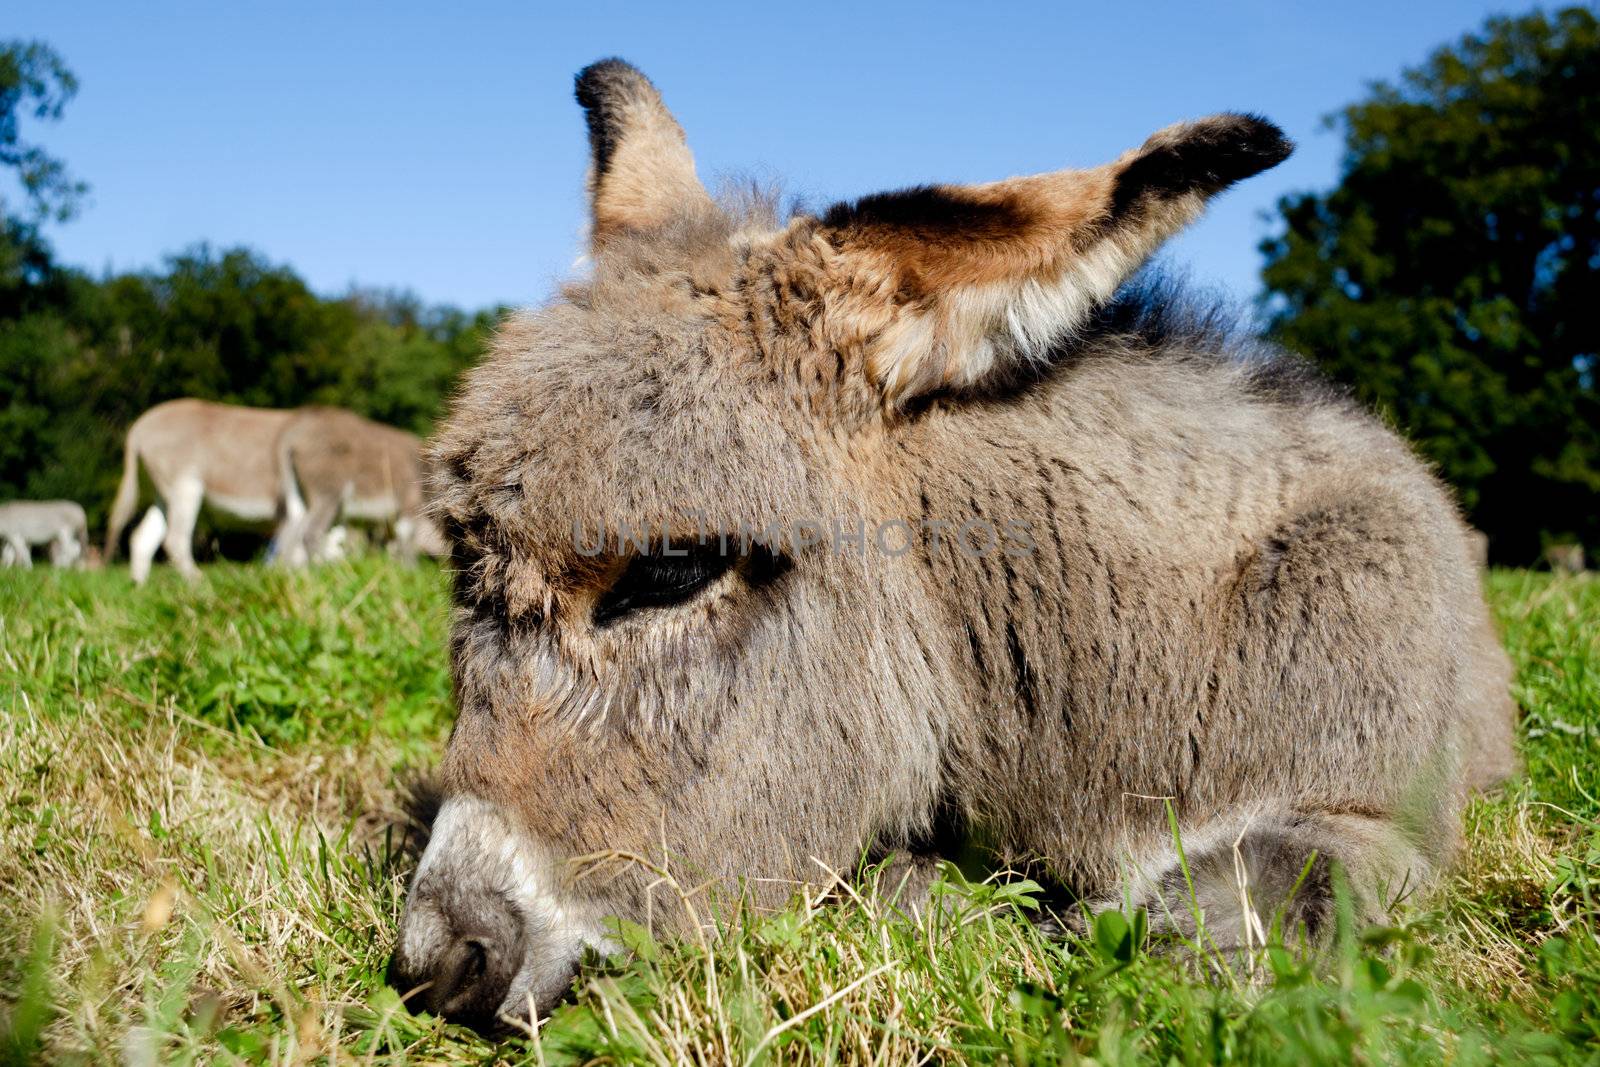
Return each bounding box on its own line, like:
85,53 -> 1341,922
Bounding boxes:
1,561 -> 1596,1065
3,678 -> 408,1063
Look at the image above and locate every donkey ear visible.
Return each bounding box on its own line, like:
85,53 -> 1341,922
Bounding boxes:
574,59 -> 714,249
815,114 -> 1292,404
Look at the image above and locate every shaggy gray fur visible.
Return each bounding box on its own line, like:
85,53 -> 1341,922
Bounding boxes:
390,59 -> 1516,1028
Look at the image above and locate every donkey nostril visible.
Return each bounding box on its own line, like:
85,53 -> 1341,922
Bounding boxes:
460,937 -> 488,985
391,882 -> 528,1029
434,936 -> 491,1012
407,930 -> 519,1029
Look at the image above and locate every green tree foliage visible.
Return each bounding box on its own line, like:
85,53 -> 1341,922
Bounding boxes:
1,39 -> 88,222
0,42 -> 495,541
1,41 -> 83,320
1262,7 -> 1600,563
0,244 -> 496,533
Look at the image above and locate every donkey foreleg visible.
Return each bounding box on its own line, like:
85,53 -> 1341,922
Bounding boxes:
1106,805 -> 1432,956
2,534 -> 30,568
129,506 -> 167,585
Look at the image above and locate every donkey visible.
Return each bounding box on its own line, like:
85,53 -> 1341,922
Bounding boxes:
272,406 -> 443,567
0,500 -> 89,568
106,398 -> 296,582
390,60 -> 1517,1028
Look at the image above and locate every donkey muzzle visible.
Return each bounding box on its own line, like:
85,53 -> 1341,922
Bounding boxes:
387,886 -> 527,1029
389,793 -> 613,1027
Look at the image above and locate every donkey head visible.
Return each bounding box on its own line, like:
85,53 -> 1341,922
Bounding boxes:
388,59 -> 1290,1028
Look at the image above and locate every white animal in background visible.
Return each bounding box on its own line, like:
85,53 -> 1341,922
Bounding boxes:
0,500 -> 89,569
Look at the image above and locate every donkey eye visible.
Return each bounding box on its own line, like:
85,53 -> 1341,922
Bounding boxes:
593,544 -> 736,627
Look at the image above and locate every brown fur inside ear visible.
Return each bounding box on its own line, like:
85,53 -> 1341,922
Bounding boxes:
822,186 -> 1038,253
806,116 -> 1290,406
807,164 -> 1168,404
820,170 -> 1116,298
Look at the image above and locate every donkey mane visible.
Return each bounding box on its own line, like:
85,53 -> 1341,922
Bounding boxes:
942,265 -> 1352,411
1071,267 -> 1355,409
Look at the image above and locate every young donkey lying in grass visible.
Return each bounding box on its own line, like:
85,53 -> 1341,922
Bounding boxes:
390,59 -> 1517,1028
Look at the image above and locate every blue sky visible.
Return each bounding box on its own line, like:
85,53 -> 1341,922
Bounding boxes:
12,0 -> 1516,311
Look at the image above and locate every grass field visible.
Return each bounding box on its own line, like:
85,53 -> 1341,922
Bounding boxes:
1,561 -> 1597,1065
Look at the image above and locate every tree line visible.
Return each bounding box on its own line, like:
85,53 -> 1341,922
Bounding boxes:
1260,7 -> 1598,563
0,230 -> 494,536
3,9 -> 1597,563
1,43 -> 495,541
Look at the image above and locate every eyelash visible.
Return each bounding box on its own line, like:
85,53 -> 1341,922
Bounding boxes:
592,544 -> 737,627
591,542 -> 791,628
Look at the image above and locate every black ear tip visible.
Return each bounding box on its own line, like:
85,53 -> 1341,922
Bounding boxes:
574,57 -> 646,110
1223,113 -> 1295,170
1165,112 -> 1295,191
1114,113 -> 1294,214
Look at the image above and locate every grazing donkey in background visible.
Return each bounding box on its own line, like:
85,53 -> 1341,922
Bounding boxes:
0,500 -> 88,568
272,406 -> 443,567
390,60 -> 1517,1028
105,398 -> 295,582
